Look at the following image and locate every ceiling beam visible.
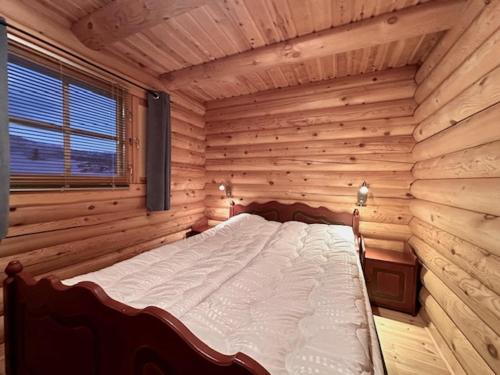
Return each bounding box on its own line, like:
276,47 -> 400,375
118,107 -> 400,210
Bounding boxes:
161,0 -> 465,90
72,0 -> 209,50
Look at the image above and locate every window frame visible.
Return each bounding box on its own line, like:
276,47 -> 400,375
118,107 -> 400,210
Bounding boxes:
8,44 -> 130,190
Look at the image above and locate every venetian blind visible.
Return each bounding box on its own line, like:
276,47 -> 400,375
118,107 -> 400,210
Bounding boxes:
7,43 -> 129,189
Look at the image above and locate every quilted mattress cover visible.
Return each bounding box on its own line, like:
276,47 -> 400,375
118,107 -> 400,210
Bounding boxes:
65,213 -> 383,375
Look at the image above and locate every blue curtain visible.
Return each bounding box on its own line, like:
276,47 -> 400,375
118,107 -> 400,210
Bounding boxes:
0,18 -> 9,239
146,91 -> 171,211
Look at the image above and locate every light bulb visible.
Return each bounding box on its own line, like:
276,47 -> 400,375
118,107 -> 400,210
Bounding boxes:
359,185 -> 369,194
218,184 -> 226,191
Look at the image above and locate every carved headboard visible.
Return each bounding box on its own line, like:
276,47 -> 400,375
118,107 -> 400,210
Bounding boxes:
229,201 -> 360,237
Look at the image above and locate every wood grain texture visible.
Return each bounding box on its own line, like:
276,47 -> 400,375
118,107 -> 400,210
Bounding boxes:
161,0 -> 463,90
412,102 -> 500,161
206,195 -> 411,225
207,115 -> 416,146
412,140 -> 500,179
206,136 -> 415,159
419,288 -> 495,375
71,0 -> 208,50
13,0 -> 448,100
0,91 -> 207,298
205,70 -> 416,251
415,0 -> 500,103
409,218 -> 500,296
415,0 -> 491,85
410,178 -> 500,216
208,100 -> 416,138
373,307 -> 452,375
206,66 -> 417,110
410,200 -> 500,257
411,5 -> 500,372
205,79 -> 416,121
421,310 -> 467,375
414,29 -> 500,122
206,170 -> 414,189
421,268 -> 500,373
414,65 -> 500,142
0,0 -> 176,94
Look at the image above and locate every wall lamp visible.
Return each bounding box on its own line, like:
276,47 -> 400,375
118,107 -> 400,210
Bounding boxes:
357,181 -> 369,207
218,182 -> 232,198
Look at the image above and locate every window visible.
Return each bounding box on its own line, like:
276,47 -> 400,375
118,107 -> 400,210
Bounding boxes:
7,44 -> 129,189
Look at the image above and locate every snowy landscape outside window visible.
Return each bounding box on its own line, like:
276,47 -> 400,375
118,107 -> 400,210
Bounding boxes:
7,45 -> 129,189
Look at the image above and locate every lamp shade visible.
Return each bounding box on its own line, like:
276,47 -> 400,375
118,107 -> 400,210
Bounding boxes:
218,182 -> 232,198
357,181 -> 369,206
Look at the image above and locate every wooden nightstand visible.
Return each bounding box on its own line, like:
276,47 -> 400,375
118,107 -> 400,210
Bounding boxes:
363,245 -> 420,315
186,218 -> 211,238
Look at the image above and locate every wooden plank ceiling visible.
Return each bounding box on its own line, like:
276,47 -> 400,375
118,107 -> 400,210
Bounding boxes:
25,0 -> 453,101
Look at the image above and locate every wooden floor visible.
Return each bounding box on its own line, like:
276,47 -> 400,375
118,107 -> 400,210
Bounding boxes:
374,307 -> 452,375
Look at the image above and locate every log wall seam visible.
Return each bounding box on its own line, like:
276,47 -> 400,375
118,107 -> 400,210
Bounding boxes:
411,3 -> 500,373
0,92 -> 208,319
205,66 -> 418,252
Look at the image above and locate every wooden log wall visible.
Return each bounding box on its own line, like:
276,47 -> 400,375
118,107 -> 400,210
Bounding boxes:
0,91 -> 207,353
204,66 -> 418,252
0,3 -> 209,370
409,1 -> 500,374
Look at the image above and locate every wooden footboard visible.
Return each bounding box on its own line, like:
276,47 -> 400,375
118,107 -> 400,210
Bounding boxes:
3,261 -> 270,375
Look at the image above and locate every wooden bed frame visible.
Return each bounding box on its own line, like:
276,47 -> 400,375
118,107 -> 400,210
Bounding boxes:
3,201 -> 364,375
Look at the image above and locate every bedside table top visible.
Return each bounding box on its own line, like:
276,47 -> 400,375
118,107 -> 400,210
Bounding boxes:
365,246 -> 417,266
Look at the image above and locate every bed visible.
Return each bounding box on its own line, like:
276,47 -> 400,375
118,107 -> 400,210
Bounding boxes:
3,201 -> 384,375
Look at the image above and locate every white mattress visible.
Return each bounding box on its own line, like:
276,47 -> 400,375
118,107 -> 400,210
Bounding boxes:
65,213 -> 383,375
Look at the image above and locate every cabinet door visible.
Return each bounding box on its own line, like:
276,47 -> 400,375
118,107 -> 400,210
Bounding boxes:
365,260 -> 416,314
